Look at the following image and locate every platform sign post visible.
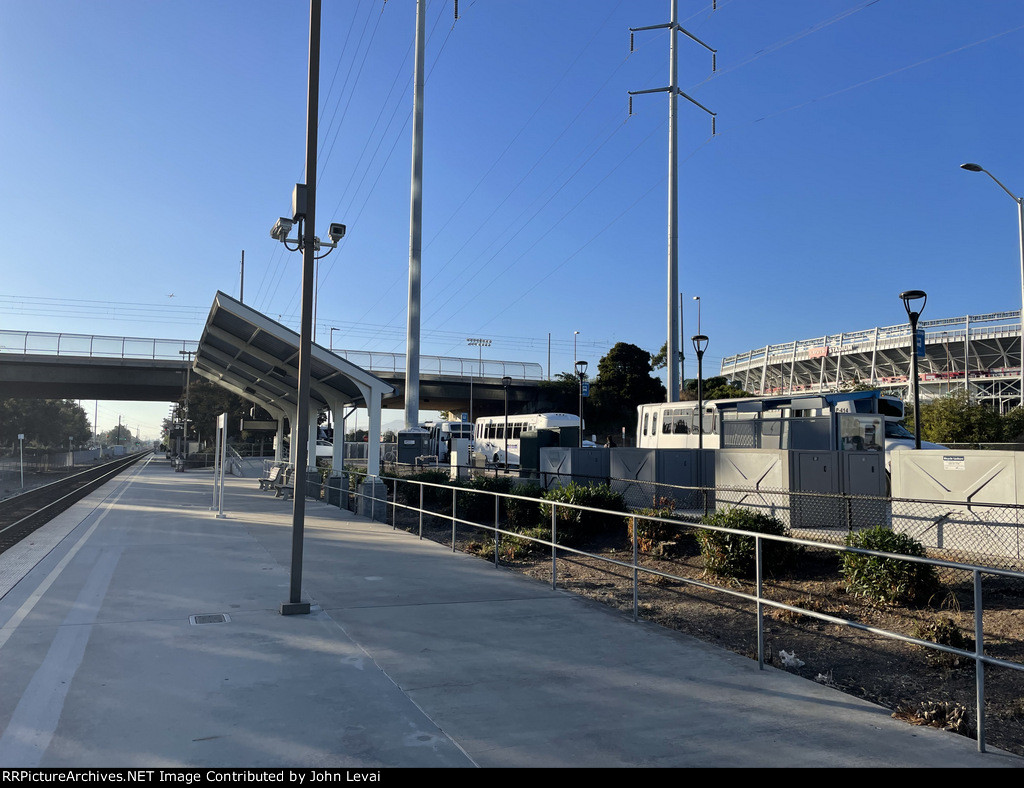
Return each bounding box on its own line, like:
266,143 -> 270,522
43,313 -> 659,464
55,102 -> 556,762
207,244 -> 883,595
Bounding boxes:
214,412 -> 228,519
18,434 -> 24,489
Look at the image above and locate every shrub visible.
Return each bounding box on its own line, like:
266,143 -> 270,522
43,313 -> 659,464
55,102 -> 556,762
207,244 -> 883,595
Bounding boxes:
628,504 -> 680,554
456,475 -> 516,523
841,526 -> 940,606
912,616 -> 975,669
505,483 -> 546,530
696,508 -> 795,579
344,465 -> 367,489
497,525 -> 550,561
539,482 -> 628,547
395,470 -> 454,509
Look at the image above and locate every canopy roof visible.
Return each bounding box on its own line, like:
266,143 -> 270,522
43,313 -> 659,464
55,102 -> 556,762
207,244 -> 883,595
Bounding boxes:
194,291 -> 393,415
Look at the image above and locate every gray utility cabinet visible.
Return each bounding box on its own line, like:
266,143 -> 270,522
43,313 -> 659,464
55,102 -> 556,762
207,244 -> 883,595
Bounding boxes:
396,429 -> 430,464
540,448 -> 610,489
891,449 -> 1024,560
607,448 -> 713,512
715,449 -> 885,531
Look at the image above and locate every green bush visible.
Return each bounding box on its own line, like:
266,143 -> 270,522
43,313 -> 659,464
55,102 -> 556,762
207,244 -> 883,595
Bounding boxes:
696,508 -> 795,579
841,526 -> 940,606
539,482 -> 628,547
394,470 -> 454,510
628,505 -> 680,554
505,483 -> 546,530
456,475 -> 515,523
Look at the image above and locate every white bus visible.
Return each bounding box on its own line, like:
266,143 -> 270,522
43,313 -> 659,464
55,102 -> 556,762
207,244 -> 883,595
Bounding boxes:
426,421 -> 475,462
474,412 -> 581,467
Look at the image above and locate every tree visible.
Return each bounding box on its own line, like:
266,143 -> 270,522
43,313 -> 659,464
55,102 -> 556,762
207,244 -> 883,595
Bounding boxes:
592,342 -> 666,434
915,391 -> 1002,444
175,378 -> 249,445
0,399 -> 92,448
681,376 -> 751,402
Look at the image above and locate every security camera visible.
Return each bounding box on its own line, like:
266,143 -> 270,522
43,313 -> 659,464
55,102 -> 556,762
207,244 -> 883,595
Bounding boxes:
328,223 -> 346,242
270,217 -> 294,242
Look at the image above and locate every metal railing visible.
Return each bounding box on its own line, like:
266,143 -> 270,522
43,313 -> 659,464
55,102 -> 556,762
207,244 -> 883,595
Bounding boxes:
334,470 -> 1024,755
0,329 -> 545,381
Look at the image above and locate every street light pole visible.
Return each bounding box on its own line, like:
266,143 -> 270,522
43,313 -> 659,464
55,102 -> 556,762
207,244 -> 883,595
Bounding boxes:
467,338 -> 491,428
575,360 -> 588,448
501,376 -> 512,467
692,335 -> 708,450
961,163 -> 1024,408
901,290 -> 927,450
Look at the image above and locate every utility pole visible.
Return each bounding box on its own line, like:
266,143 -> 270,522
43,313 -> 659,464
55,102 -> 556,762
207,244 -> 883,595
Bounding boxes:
404,0 -> 426,430
240,250 -> 245,303
404,0 -> 458,429
630,0 -> 716,403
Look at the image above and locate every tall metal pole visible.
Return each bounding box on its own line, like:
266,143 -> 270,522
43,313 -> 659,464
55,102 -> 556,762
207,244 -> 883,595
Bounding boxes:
240,250 -> 245,304
666,0 -> 679,403
404,0 -> 426,429
283,0 -> 321,617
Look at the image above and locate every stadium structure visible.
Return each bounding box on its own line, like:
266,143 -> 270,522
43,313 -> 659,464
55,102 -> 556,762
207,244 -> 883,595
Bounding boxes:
720,311 -> 1023,413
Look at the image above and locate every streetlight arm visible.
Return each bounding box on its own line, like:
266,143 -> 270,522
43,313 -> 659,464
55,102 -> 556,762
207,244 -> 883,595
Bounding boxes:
963,163 -> 1022,204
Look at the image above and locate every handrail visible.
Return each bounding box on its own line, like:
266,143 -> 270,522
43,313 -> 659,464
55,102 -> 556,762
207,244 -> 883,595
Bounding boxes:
346,470 -> 1024,754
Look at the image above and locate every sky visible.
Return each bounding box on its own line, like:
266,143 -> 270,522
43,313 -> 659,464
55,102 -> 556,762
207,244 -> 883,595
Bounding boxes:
2,0 -> 1023,440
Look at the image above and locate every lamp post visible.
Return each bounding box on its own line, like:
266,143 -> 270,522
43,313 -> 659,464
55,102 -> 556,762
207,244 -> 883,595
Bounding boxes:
575,360 -> 588,448
574,331 -> 580,364
960,163 -> 1024,408
693,295 -> 701,335
900,290 -> 927,450
692,335 -> 708,449
467,337 -> 491,428
329,327 -> 339,351
501,376 -> 512,468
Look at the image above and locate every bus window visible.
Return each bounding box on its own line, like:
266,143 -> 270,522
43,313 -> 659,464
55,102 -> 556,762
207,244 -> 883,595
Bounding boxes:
675,414 -> 689,434
643,413 -> 649,436
652,412 -> 659,436
662,411 -> 673,434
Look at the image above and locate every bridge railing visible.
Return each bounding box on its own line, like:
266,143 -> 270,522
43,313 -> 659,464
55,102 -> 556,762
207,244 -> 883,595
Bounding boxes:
0,329 -> 545,380
0,329 -> 198,361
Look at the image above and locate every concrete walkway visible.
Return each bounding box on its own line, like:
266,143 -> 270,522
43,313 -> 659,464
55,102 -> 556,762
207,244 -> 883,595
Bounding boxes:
0,456 -> 1018,768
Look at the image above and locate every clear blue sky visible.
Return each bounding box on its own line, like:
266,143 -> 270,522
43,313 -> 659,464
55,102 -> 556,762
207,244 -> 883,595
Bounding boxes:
2,0 -> 1023,438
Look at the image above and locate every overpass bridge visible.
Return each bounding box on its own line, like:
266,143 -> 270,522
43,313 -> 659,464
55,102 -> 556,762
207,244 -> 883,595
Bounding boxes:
0,329 -> 544,415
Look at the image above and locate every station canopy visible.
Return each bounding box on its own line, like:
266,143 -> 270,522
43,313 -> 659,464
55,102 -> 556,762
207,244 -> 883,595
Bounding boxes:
193,291 -> 393,419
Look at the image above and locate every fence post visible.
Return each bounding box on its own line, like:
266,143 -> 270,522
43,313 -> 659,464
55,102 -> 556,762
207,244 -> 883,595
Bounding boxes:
419,484 -> 424,539
756,536 -> 765,671
392,480 -> 397,529
974,568 -> 986,752
451,487 -> 457,551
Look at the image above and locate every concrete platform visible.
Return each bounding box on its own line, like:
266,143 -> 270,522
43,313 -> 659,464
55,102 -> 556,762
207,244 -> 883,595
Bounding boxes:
0,456 -> 1019,768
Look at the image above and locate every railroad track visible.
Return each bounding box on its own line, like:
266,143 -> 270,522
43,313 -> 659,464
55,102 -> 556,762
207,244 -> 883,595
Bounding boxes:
0,452 -> 150,555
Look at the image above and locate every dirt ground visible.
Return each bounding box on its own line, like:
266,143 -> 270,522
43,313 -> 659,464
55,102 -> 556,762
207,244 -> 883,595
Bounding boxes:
390,507 -> 1024,757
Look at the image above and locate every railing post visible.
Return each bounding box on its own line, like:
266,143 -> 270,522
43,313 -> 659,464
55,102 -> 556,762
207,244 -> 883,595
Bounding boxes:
974,568 -> 986,752
632,513 -> 639,622
451,487 -> 457,551
392,480 -> 397,529
756,536 -> 765,670
419,484 -> 424,539
550,503 -> 557,589
494,494 -> 500,567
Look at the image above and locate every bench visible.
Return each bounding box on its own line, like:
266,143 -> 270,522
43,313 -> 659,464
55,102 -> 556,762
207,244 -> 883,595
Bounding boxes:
259,465 -> 282,491
274,468 -> 294,500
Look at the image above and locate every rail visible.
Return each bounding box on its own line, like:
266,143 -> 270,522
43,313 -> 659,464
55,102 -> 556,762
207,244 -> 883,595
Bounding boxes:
337,471 -> 1024,755
0,329 -> 545,381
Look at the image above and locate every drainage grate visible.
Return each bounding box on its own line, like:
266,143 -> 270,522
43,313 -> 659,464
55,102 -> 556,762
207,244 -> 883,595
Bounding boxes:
189,613 -> 230,626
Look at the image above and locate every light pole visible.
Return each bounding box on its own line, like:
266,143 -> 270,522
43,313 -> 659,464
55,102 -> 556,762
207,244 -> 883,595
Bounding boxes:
574,330 -> 580,364
330,327 -> 339,351
501,376 -> 512,467
692,335 -> 708,449
960,162 -> 1024,408
575,360 -> 588,448
693,295 -> 701,335
901,290 -> 927,450
467,337 -> 491,427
